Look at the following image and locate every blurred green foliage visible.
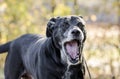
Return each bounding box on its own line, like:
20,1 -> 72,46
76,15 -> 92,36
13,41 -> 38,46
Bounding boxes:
0,0 -> 120,79
53,4 -> 71,16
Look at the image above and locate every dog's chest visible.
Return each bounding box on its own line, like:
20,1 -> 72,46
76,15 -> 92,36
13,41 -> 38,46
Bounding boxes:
62,70 -> 71,79
61,64 -> 84,79
61,65 -> 74,79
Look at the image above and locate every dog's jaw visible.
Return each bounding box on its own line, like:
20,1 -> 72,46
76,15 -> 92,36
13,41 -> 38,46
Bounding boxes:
60,39 -> 83,65
64,40 -> 80,63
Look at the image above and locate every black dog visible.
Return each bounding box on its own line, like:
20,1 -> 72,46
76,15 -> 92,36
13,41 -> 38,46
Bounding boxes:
0,15 -> 86,79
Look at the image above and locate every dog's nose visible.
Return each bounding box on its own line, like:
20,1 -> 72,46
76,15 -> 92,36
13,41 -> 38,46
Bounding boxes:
71,29 -> 80,36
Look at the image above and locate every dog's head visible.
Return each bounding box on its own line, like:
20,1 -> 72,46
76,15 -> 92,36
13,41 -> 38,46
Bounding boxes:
46,15 -> 86,65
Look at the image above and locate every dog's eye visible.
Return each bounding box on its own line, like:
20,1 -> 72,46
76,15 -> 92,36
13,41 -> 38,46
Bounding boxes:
77,22 -> 84,28
77,22 -> 82,26
65,21 -> 69,25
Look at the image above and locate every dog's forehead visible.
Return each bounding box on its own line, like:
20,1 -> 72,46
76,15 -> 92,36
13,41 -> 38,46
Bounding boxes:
69,16 -> 85,25
56,16 -> 85,26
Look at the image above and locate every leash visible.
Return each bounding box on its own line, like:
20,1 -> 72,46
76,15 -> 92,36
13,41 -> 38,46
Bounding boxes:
83,56 -> 92,79
80,43 -> 92,79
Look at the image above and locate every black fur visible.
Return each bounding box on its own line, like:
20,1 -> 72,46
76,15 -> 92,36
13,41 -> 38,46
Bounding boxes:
0,42 -> 11,53
0,15 -> 86,79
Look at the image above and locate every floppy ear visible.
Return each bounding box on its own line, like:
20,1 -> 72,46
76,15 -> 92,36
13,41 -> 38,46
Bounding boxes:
46,17 -> 56,37
79,16 -> 83,18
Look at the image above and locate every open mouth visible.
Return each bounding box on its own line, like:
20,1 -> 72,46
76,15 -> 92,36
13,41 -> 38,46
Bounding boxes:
64,39 -> 80,64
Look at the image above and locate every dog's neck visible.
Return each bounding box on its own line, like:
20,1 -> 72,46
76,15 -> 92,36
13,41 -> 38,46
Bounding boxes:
41,37 -> 66,74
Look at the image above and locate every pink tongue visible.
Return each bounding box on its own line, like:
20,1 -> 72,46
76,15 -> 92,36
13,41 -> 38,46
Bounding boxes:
66,41 -> 79,59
